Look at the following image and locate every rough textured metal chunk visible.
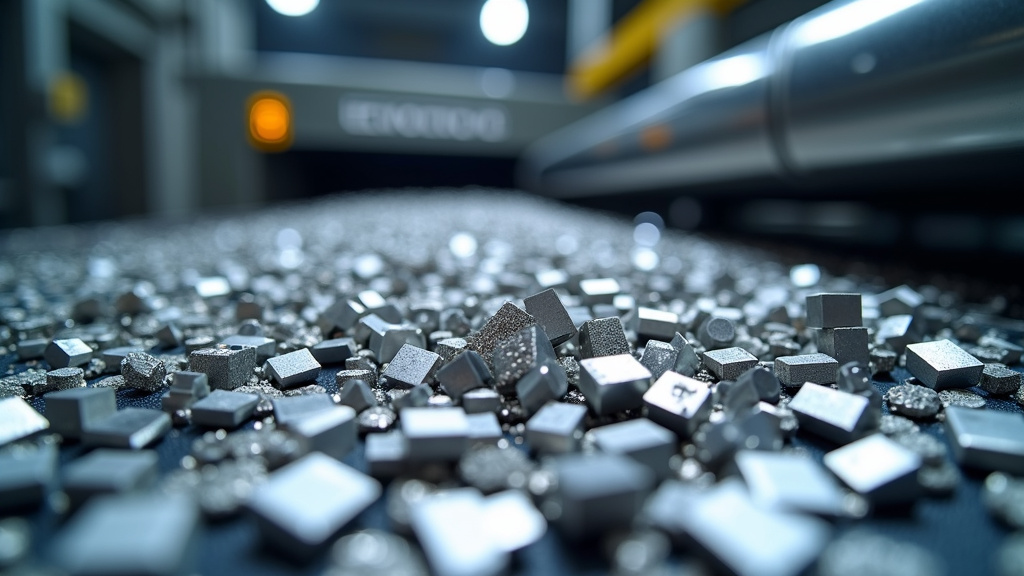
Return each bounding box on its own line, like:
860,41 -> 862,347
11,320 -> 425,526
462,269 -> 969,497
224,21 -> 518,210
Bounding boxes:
383,344 -> 442,389
523,289 -> 578,346
578,353 -> 652,415
675,480 -> 831,576
265,348 -> 321,389
310,337 -> 357,365
879,414 -> 919,436
591,418 -> 676,479
515,361 -> 568,416
906,339 -> 984,390
462,388 -> 502,414
550,453 -> 655,541
938,388 -> 986,409
824,434 -> 922,504
789,383 -> 877,444
437,350 -> 491,400
45,387 -> 115,441
979,334 -> 1024,365
0,444 -> 57,512
401,407 -> 470,461
885,384 -> 942,419
815,327 -> 869,366
282,406 -> 357,461
698,316 -> 736,350
640,340 -> 678,382
82,408 -> 172,449
336,368 -> 376,390
642,371 -> 712,439
44,338 -> 92,369
981,364 -> 1022,395
358,406 -> 398,434
525,401 -> 587,454
221,335 -> 275,361
869,348 -> 897,374
45,367 -> 85,394
53,493 -> 199,576
579,278 -> 620,305
191,390 -> 260,428
62,449 -> 159,508
271,394 -> 335,427
249,452 -> 381,559
337,378 -> 376,412
120,352 -> 167,393
365,431 -> 409,479
736,366 -> 781,404
467,302 -> 535,368
492,325 -> 557,392
189,345 -> 257,390
578,317 -> 630,359
775,353 -> 838,388
945,406 -> 1024,474
466,412 -> 504,444
806,293 -> 862,328
735,450 -> 846,516
704,347 -> 759,381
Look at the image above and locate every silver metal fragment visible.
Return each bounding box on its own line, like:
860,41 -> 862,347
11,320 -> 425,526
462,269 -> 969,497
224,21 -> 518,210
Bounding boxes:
774,353 -> 838,387
905,339 -> 984,390
579,354 -> 652,415
885,384 -> 942,419
191,390 -> 260,428
45,387 -> 115,440
789,383 -> 878,444
823,434 -> 922,504
704,347 -> 759,381
945,406 -> 1024,474
525,401 -> 587,454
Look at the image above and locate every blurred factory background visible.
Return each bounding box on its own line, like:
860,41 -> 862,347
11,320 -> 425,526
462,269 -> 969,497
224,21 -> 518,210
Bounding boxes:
1,0 -> 1022,269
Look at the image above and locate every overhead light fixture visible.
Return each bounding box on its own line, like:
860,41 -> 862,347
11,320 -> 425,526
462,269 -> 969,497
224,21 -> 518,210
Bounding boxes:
247,91 -> 294,152
480,0 -> 529,46
266,0 -> 320,17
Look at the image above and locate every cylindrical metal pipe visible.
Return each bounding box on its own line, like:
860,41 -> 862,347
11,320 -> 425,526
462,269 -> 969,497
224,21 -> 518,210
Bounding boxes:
520,0 -> 1024,197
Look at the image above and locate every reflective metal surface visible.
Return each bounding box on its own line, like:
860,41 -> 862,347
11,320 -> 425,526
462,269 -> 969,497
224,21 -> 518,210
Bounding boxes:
521,0 -> 1024,196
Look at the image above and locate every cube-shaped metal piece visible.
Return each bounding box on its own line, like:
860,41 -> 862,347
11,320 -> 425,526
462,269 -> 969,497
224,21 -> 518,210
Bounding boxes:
191,390 -> 260,429
189,345 -> 257,390
703,347 -> 758,381
466,412 -> 504,444
578,317 -> 630,359
62,449 -> 159,508
591,418 -> 676,479
462,388 -> 502,414
805,293 -> 862,328
636,307 -> 680,342
579,278 -> 621,305
282,406 -> 357,461
640,340 -> 678,382
551,453 -> 655,540
82,408 -> 172,449
789,383 -> 877,444
579,354 -> 652,415
774,353 -> 838,388
45,367 -> 85,394
516,361 -> 568,416
392,383 -> 433,412
248,453 -> 381,559
337,378 -> 376,412
0,444 -> 56,512
815,327 -> 869,366
437,350 -> 492,400
526,401 -> 587,454
980,364 -> 1021,395
735,451 -> 845,516
874,314 -> 918,353
643,371 -> 712,439
435,337 -> 469,366
524,289 -> 578,346
318,299 -> 367,336
0,397 -> 50,447
265,348 -> 321,389
365,431 -> 410,479
382,344 -> 442,389
45,387 -> 116,440
401,407 -> 470,461
823,434 -> 921,504
44,338 -> 92,369
310,337 -> 357,365
272,394 -> 336,427
905,339 -> 984,390
945,406 -> 1024,474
